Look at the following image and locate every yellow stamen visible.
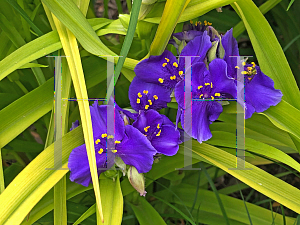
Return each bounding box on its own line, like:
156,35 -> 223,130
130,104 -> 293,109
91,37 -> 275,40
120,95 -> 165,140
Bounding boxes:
138,92 -> 142,98
156,129 -> 161,136
179,71 -> 184,76
207,22 -> 212,26
101,133 -> 107,138
199,94 -> 203,98
158,78 -> 164,83
108,135 -> 114,139
215,93 -> 221,97
112,150 -> 117,153
145,105 -> 149,110
162,63 -> 167,67
248,77 -> 252,80
204,20 -> 207,26
211,96 -> 214,100
143,90 -> 148,95
95,139 -> 100,144
115,140 -> 121,144
190,20 -> 193,24
173,62 -> 178,68
98,148 -> 103,154
170,75 -> 176,80
144,126 -> 150,132
242,62 -> 246,66
148,100 -> 152,105
205,83 -> 210,86
157,124 -> 160,129
165,58 -> 170,62
241,71 -> 248,74
235,66 -> 240,69
211,82 -> 213,88
153,95 -> 158,100
198,85 -> 203,90
198,21 -> 202,25
251,62 -> 256,67
247,67 -> 252,71
137,98 -> 140,104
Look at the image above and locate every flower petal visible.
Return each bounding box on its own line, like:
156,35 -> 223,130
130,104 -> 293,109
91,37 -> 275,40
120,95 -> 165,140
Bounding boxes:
117,125 -> 156,173
151,124 -> 180,156
221,28 -> 239,78
244,66 -> 283,119
129,77 -> 171,112
68,144 -> 108,187
132,110 -> 163,135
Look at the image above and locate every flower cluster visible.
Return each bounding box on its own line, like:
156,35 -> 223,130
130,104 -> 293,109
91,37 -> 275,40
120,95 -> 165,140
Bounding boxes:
68,21 -> 282,193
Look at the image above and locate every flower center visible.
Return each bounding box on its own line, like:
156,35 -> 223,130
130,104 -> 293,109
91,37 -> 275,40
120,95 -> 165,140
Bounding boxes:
136,90 -> 159,110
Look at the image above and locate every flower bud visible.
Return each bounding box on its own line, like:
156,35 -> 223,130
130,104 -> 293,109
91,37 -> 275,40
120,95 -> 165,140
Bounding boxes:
128,166 -> 147,197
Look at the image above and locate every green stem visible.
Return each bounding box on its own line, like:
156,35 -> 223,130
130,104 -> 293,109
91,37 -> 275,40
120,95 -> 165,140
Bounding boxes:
15,80 -> 29,94
0,148 -> 5,194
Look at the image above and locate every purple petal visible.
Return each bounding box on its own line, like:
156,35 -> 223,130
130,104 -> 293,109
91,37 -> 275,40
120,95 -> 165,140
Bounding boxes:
151,124 -> 180,156
181,101 -> 223,143
132,110 -> 163,135
209,59 -> 237,98
173,30 -> 203,42
221,28 -> 239,78
180,31 -> 212,65
244,66 -> 283,119
117,125 -> 156,173
134,50 -> 179,87
68,144 -> 109,187
129,77 -> 171,112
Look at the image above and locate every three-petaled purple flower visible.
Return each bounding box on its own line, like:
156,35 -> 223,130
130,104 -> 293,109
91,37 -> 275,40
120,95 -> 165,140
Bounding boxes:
68,102 -> 156,187
175,59 -> 236,143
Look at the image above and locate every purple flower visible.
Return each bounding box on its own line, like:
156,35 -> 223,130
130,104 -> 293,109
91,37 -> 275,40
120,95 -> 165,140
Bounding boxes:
132,110 -> 181,156
129,77 -> 172,112
237,63 -> 283,119
68,101 -> 156,187
175,59 -> 236,143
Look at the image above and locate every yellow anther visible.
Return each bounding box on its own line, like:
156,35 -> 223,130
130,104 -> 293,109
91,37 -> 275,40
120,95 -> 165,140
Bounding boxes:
95,139 -> 100,144
165,58 -> 170,62
179,71 -> 184,76
251,62 -> 256,67
211,96 -> 214,100
195,21 -> 198,26
211,82 -> 213,88
247,67 -> 253,71
241,71 -> 248,74
144,126 -> 150,132
242,62 -> 246,66
162,63 -> 167,67
143,90 -> 148,95
153,95 -> 158,100
158,78 -> 164,83
204,20 -> 207,26
148,100 -> 152,105
190,20 -> 193,24
235,66 -> 240,69
207,22 -> 212,26
156,129 -> 161,136
199,94 -> 203,98
173,62 -> 178,68
170,75 -> 176,80
138,92 -> 142,98
108,135 -> 114,139
115,140 -> 121,144
112,150 -> 117,153
145,105 -> 149,110
215,93 -> 221,97
157,124 -> 160,129
137,98 -> 141,104
101,133 -> 107,138
198,85 -> 203,90
198,21 -> 202,25
98,148 -> 103,154
144,134 -> 147,136
248,77 -> 252,80
205,83 -> 210,86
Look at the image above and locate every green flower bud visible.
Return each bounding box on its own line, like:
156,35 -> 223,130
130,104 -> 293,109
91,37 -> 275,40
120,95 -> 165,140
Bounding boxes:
128,166 -> 146,197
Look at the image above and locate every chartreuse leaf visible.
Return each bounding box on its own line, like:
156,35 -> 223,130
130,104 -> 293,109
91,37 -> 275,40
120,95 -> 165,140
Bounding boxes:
233,0 -> 282,38
0,148 -> 4,194
73,204 -> 96,225
0,126 -> 83,225
149,0 -> 191,55
41,0 -> 138,70
232,0 -> 300,110
191,141 -> 300,214
52,16 -> 104,222
207,131 -> 300,172
128,196 -> 167,225
156,184 -> 296,224
98,177 -> 123,225
0,78 -> 53,149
